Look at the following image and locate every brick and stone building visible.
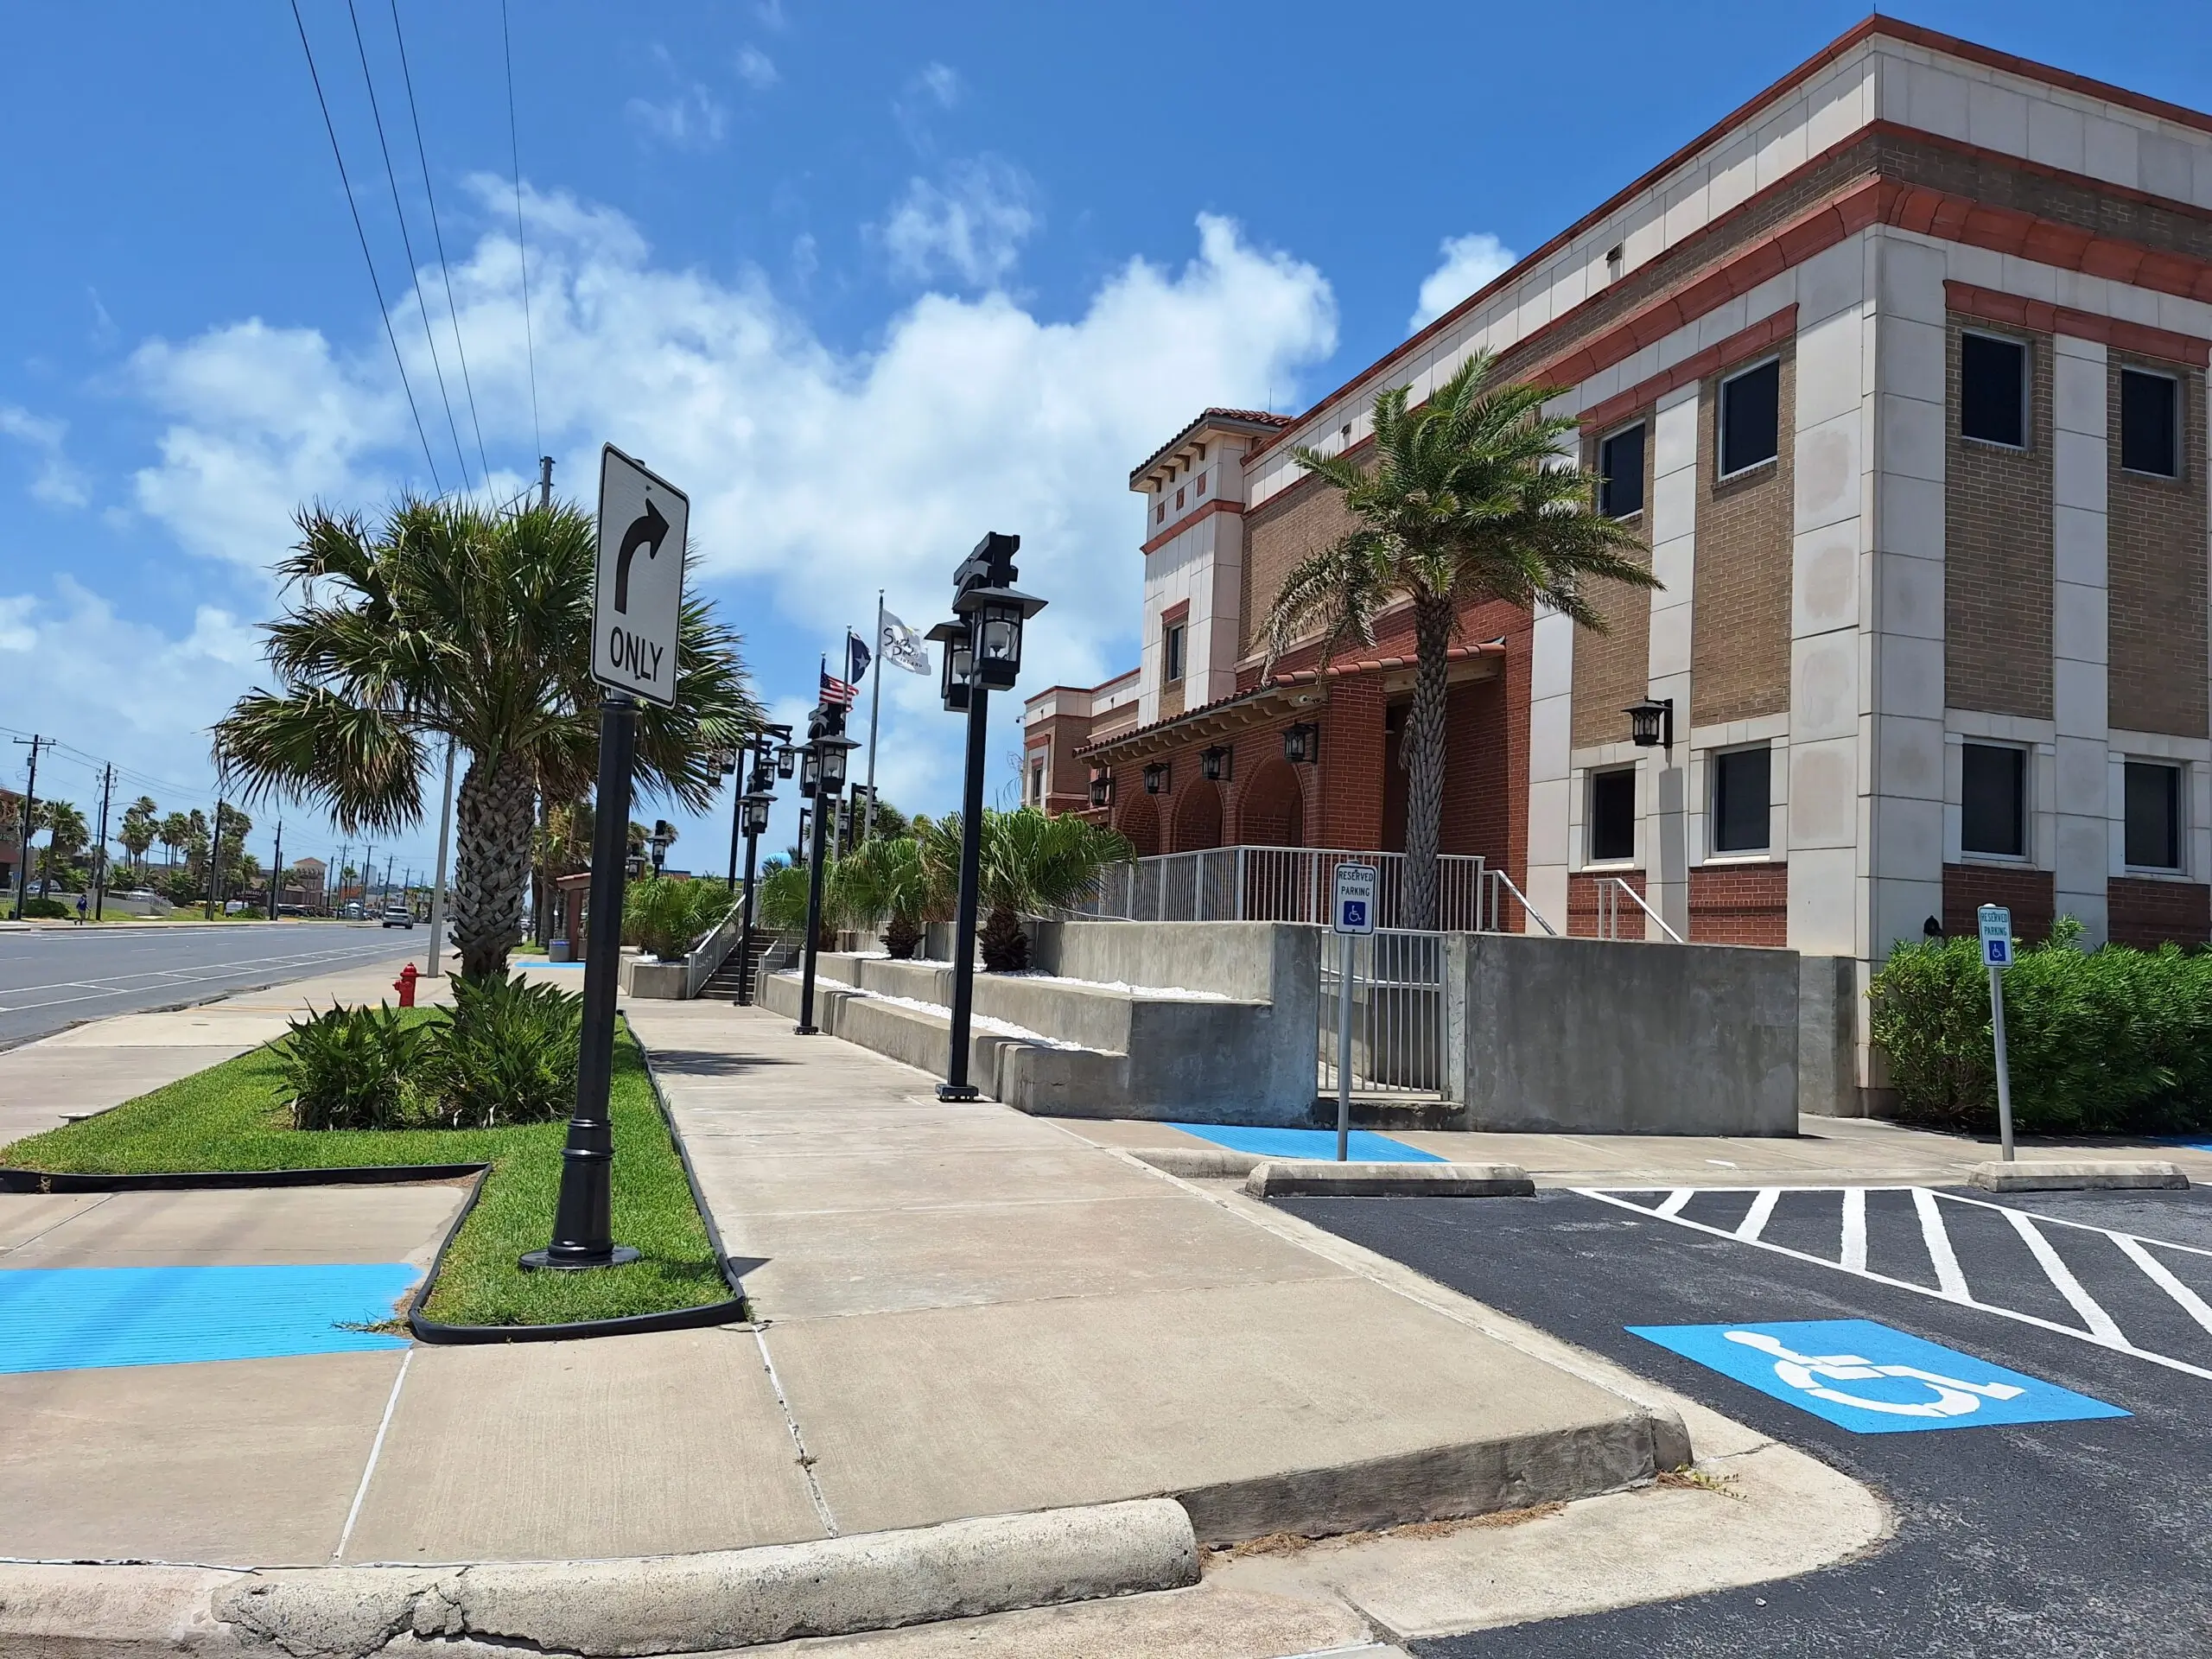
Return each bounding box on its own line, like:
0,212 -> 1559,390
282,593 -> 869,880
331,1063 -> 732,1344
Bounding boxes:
1027,18 -> 2212,1103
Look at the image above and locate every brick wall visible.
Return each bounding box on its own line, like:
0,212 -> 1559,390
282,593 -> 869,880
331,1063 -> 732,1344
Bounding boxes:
1240,479 -> 1358,664
1691,347 -> 1796,727
1942,862 -> 2055,943
1945,318 -> 2055,719
2107,356 -> 2209,737
1110,789 -> 1160,858
1316,675 -> 1387,849
1573,422 -> 1657,748
1567,867 -> 1646,938
1688,862 -> 1789,945
2107,876 -> 2212,949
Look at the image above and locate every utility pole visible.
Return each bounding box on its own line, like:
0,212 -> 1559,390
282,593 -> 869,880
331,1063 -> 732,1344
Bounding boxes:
10,734 -> 52,922
270,821 -> 283,922
538,455 -> 554,510
336,841 -> 350,918
92,764 -> 115,923
427,738 -> 455,975
385,854 -> 395,909
361,842 -> 375,916
204,793 -> 227,920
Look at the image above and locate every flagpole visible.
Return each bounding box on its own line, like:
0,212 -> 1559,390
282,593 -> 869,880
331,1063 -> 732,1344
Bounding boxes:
864,593 -> 883,843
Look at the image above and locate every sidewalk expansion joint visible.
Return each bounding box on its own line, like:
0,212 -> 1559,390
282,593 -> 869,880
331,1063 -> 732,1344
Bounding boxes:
752,1325 -> 839,1537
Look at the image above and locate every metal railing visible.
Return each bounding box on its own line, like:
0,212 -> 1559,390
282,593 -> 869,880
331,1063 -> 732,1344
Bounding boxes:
1088,848 -> 1526,932
1484,868 -> 1558,938
1593,875 -> 1685,944
682,904 -> 746,999
1318,929 -> 1449,1099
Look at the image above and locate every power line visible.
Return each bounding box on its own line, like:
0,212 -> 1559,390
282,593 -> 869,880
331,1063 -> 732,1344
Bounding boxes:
388,0 -> 490,493
501,0 -> 543,466
288,0 -> 444,494
346,0 -> 471,493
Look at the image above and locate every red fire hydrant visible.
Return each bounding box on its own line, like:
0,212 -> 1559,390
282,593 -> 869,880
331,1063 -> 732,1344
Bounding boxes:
395,963 -> 418,1008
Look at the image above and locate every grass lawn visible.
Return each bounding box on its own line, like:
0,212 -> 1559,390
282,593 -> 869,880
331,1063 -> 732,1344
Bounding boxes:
2,1016 -> 728,1328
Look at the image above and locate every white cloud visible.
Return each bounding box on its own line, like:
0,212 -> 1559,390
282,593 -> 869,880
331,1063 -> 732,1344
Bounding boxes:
913,62 -> 962,109
736,45 -> 779,89
626,49 -> 729,149
1408,231 -> 1516,333
0,404 -> 90,508
893,61 -> 963,151
115,184 -> 1338,820
881,158 -> 1039,288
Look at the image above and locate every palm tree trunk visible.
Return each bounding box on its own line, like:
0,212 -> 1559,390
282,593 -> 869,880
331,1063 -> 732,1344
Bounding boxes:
1401,594 -> 1455,931
450,751 -> 535,977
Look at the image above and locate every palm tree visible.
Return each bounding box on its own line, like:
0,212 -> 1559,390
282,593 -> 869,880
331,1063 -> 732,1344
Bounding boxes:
213,498 -> 760,976
839,834 -> 949,957
922,808 -> 1132,971
1263,351 -> 1656,928
119,797 -> 158,880
35,800 -> 89,896
157,810 -> 191,874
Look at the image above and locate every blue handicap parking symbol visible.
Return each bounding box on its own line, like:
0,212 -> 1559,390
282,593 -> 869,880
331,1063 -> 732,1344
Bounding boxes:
1627,1319 -> 2127,1434
1342,899 -> 1367,927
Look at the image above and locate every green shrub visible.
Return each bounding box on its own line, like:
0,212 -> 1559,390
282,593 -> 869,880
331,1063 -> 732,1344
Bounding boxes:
277,1001 -> 429,1130
622,878 -> 734,961
429,972 -> 583,1129
1869,925 -> 2212,1135
16,897 -> 71,920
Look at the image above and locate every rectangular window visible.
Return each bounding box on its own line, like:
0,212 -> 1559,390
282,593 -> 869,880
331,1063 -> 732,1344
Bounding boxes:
1599,423 -> 1646,518
2125,760 -> 2183,869
1961,743 -> 2027,858
1961,333 -> 2026,447
2120,368 -> 2179,478
1193,470 -> 1207,499
1588,767 -> 1637,863
1719,359 -> 1780,477
1174,486 -> 1185,511
1163,621 -> 1186,683
1711,747 -> 1771,854
1030,761 -> 1046,805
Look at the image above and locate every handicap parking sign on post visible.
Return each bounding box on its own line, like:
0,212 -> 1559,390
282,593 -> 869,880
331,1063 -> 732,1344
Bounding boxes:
1628,1319 -> 2126,1434
1979,904 -> 2013,968
1332,863 -> 1376,936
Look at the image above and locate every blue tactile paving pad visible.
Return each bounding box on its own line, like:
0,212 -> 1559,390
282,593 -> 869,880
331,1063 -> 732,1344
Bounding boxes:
0,1263 -> 418,1373
1166,1123 -> 1446,1163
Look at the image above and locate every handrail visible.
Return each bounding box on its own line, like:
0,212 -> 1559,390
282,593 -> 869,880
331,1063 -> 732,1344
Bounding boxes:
682,903 -> 746,998
1596,875 -> 1685,944
1484,868 -> 1558,937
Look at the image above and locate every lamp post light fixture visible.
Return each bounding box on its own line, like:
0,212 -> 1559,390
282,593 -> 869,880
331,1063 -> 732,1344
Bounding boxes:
1200,745 -> 1233,784
1283,722 -> 1320,766
728,722 -> 791,1005
1626,696 -> 1674,751
1089,770 -> 1113,809
1142,761 -> 1170,795
938,531 -> 1044,1103
794,703 -> 858,1036
648,820 -> 675,875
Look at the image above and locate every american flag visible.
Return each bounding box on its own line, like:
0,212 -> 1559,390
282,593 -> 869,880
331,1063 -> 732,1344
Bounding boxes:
819,664 -> 855,708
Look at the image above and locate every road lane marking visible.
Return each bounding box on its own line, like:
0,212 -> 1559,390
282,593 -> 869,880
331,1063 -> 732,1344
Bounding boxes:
1999,1205 -> 2127,1344
1736,1187 -> 1778,1242
2113,1235 -> 2212,1341
1655,1188 -> 1694,1218
1841,1185 -> 1868,1274
1911,1186 -> 1971,1300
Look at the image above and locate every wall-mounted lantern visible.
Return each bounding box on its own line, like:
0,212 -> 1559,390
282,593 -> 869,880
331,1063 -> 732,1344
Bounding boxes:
1200,745 -> 1232,783
1142,761 -> 1170,795
1283,722 -> 1320,766
1626,696 -> 1674,751
1089,770 -> 1113,808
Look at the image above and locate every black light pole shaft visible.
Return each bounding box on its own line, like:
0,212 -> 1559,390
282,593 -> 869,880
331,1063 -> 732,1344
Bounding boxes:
795,772 -> 832,1033
726,776 -> 744,892
940,682 -> 989,1100
524,692 -> 640,1271
736,810 -> 763,1006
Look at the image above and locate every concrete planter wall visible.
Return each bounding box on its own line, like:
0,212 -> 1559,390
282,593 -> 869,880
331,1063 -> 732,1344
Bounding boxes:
622,958 -> 688,1000
1446,933 -> 1799,1136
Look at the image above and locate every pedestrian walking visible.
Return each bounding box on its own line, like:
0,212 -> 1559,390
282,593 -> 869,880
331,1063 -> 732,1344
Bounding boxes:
73,893 -> 88,925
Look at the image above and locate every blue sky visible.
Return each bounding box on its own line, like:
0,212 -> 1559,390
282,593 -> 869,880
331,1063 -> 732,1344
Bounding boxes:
3,2 -> 2208,880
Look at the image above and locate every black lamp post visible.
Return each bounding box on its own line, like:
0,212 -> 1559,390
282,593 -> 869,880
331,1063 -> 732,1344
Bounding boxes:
933,531 -> 1045,1103
794,703 -> 856,1035
1626,696 -> 1674,751
721,722 -> 790,1005
648,819 -> 675,875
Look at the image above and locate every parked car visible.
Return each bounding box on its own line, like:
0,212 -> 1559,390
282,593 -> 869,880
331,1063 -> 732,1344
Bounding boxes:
381,906 -> 415,928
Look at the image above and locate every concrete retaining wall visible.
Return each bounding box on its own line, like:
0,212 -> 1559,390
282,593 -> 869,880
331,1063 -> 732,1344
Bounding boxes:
1449,933 -> 1799,1136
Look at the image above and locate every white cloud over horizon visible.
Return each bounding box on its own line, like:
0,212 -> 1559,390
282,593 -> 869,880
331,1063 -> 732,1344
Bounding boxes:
1408,231 -> 1516,333
28,182 -> 1337,836
881,157 -> 1039,288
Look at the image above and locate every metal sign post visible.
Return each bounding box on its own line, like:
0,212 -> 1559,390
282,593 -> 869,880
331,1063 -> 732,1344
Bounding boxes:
1978,904 -> 2016,1163
1332,862 -> 1377,1163
524,446 -> 688,1274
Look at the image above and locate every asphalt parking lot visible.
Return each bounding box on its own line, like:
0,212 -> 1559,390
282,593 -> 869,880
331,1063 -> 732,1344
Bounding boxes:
1280,1182 -> 2212,1658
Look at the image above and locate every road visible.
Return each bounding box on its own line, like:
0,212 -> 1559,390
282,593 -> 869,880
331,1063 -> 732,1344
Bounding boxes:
1279,1181 -> 2212,1657
0,923 -> 429,1047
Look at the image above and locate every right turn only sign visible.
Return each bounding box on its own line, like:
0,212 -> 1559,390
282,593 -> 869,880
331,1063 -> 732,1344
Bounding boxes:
592,444 -> 689,708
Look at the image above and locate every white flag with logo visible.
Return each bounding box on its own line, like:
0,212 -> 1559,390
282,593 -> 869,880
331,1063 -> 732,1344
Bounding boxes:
879,610 -> 932,677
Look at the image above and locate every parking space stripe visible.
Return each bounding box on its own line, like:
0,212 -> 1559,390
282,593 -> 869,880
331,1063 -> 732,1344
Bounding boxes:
1999,1205 -> 2127,1344
1911,1186 -> 1971,1300
1655,1188 -> 1694,1218
2110,1235 -> 2212,1341
1735,1188 -> 1778,1242
1841,1186 -> 1868,1274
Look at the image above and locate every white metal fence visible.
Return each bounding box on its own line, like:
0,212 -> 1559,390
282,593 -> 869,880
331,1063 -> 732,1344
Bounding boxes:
1318,930 -> 1450,1099
1088,848 -> 1537,932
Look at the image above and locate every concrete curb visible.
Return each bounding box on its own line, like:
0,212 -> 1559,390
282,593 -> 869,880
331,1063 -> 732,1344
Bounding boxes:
1244,1160 -> 1536,1198
1967,1159 -> 2189,1192
0,1501 -> 1199,1657
1131,1147 -> 1266,1179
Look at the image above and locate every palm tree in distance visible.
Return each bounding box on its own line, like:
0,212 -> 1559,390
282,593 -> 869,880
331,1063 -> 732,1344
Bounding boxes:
1263,351 -> 1656,929
157,811 -> 191,874
120,797 -> 158,880
214,498 -> 760,976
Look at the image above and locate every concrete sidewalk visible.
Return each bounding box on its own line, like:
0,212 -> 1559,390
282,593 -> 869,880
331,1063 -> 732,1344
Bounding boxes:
628,1001 -> 1685,1546
1063,1110 -> 2212,1189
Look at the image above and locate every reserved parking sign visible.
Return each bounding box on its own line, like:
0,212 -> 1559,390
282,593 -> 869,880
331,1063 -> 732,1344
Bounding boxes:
1978,904 -> 2013,969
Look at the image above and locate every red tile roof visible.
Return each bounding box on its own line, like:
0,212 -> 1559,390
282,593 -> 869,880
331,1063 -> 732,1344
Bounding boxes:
1128,408 -> 1294,487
